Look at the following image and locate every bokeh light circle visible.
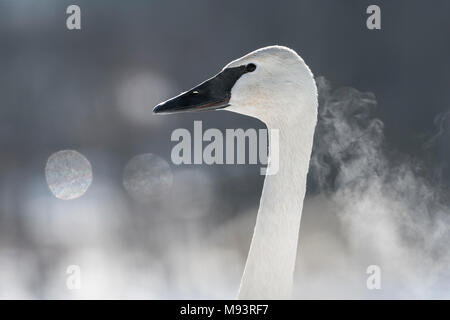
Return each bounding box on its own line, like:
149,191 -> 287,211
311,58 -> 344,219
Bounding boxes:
45,150 -> 93,200
123,153 -> 173,203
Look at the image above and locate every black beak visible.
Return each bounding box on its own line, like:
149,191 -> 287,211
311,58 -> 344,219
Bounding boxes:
153,65 -> 248,114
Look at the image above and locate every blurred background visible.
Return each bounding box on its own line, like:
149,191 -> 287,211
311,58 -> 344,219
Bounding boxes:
1,0 -> 450,299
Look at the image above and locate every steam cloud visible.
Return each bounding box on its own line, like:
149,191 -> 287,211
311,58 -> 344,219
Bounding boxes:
297,77 -> 450,299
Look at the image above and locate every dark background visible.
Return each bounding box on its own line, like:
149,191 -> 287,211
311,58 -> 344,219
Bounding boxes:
0,0 -> 449,299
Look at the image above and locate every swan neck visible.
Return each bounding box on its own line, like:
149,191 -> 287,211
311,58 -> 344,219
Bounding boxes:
238,117 -> 316,299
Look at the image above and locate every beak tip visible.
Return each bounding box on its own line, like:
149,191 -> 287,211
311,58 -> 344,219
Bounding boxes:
153,104 -> 163,114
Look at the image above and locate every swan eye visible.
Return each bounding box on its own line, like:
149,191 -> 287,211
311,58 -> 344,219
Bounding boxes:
246,63 -> 256,72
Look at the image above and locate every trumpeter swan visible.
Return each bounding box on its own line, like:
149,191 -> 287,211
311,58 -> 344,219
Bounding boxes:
154,46 -> 318,299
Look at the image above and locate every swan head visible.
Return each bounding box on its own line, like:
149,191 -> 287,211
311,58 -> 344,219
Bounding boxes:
153,45 -> 317,125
